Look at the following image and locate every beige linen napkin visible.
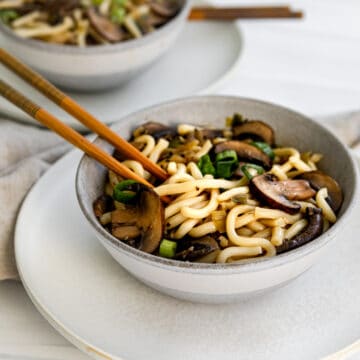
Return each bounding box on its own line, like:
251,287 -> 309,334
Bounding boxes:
0,119 -> 69,280
0,112 -> 359,281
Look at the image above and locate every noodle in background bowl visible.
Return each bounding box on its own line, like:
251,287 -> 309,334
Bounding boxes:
0,0 -> 190,92
76,96 -> 359,304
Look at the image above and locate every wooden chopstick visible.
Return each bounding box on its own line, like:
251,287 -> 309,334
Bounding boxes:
0,78 -> 156,188
188,6 -> 303,21
0,48 -> 168,182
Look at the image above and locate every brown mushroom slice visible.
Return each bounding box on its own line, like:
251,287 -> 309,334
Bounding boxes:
112,224 -> 141,240
137,186 -> 164,253
175,236 -> 220,262
232,120 -> 275,145
147,13 -> 168,26
133,121 -> 176,140
298,171 -> 343,212
250,174 -> 316,214
111,207 -> 140,224
195,128 -> 224,141
87,7 -> 124,43
93,195 -> 114,217
214,140 -> 272,169
46,0 -> 80,17
276,207 -> 323,254
150,0 -> 180,18
106,184 -> 164,254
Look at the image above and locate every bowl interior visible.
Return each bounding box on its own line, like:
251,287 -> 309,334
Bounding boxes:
76,96 -> 358,270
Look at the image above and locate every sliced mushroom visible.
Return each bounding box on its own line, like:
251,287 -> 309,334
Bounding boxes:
214,140 -> 272,169
150,0 -> 180,18
276,207 -> 323,254
111,206 -> 140,224
107,184 -> 164,253
46,0 -> 80,16
175,236 -> 219,261
195,128 -> 224,141
148,12 -> 168,26
93,195 -> 114,217
250,173 -> 316,214
232,120 -> 275,145
87,7 -> 124,42
133,121 -> 176,140
112,224 -> 141,240
298,171 -> 343,212
137,186 -> 164,253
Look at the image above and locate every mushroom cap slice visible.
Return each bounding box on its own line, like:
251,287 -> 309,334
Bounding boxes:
133,121 -> 176,140
250,174 -> 316,214
298,171 -> 343,212
276,207 -> 323,254
87,7 -> 125,43
214,140 -> 272,169
232,120 -> 275,145
175,236 -> 220,261
137,186 -> 164,253
194,128 -> 224,141
106,184 -> 164,254
112,224 -> 141,240
93,195 -> 114,217
46,0 -> 80,15
150,0 -> 181,18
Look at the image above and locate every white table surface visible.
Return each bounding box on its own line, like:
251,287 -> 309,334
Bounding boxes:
1,1 -> 360,359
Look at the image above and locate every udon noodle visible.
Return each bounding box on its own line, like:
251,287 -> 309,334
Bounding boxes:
93,115 -> 343,264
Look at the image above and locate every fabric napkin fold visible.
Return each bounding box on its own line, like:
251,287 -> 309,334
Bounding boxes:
0,112 -> 359,281
0,120 -> 69,280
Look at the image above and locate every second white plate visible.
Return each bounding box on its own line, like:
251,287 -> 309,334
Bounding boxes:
15,148 -> 360,360
0,22 -> 242,129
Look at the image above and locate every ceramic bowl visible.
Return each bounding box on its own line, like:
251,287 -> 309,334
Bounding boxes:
76,96 -> 359,303
0,0 -> 190,92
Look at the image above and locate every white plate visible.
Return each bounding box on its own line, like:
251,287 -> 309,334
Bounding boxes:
15,148 -> 360,360
0,22 -> 242,129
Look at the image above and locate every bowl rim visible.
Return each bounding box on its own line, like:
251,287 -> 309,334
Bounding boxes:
76,95 -> 360,274
0,0 -> 191,55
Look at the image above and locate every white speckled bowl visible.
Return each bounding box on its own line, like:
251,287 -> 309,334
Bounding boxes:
0,0 -> 190,91
76,96 -> 359,303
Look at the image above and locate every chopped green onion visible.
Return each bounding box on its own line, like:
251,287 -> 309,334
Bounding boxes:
230,113 -> 245,127
0,10 -> 19,23
159,239 -> 177,258
241,164 -> 265,180
113,0 -> 128,6
111,6 -> 126,24
215,150 -> 238,179
169,137 -> 183,148
198,154 -> 216,176
251,141 -> 275,160
113,180 -> 138,203
216,161 -> 237,179
215,150 -> 237,162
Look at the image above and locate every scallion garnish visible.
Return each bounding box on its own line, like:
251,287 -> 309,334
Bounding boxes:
215,150 -> 239,179
113,180 -> 138,203
251,141 -> 275,160
241,164 -> 265,180
159,239 -> 177,258
198,154 -> 216,176
0,10 -> 19,23
111,6 -> 126,24
215,150 -> 237,162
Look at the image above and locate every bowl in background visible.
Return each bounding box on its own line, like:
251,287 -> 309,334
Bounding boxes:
0,0 -> 190,92
76,96 -> 359,303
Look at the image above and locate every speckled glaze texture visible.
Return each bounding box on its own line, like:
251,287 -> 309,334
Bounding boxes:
0,0 -> 190,91
76,96 -> 359,303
